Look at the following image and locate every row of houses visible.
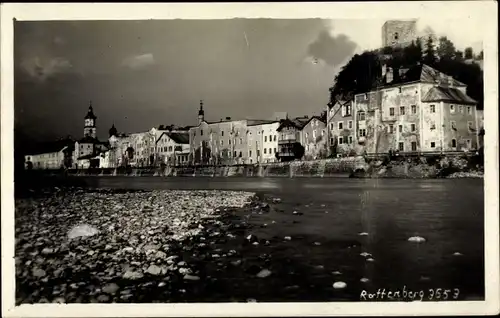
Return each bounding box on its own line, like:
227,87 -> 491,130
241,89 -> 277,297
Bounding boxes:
25,63 -> 484,170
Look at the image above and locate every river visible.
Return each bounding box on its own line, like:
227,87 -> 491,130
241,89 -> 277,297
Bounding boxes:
80,176 -> 484,301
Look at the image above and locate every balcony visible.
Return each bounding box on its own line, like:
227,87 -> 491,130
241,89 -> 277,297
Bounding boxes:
278,136 -> 297,145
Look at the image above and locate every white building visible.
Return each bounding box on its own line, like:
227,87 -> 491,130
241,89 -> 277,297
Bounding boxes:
156,131 -> 190,165
24,141 -> 73,170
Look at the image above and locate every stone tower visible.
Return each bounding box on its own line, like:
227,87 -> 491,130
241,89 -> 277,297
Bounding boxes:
198,100 -> 205,124
382,20 -> 417,48
84,101 -> 97,138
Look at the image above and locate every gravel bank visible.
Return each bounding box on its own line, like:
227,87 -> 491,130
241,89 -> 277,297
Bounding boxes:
15,188 -> 255,304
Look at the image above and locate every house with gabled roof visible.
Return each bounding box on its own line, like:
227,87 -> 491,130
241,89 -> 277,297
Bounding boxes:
353,63 -> 480,155
156,131 -> 191,166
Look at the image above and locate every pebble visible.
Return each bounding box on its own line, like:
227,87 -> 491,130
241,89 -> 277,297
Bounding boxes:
358,232 -> 369,236
360,252 -> 372,257
32,268 -> 46,278
332,271 -> 342,275
333,281 -> 347,289
41,248 -> 54,255
408,236 -> 426,243
256,269 -> 272,278
97,294 -> 110,303
313,242 -> 321,246
123,270 -> 144,280
366,258 -> 375,262
183,274 -> 200,281
360,278 -> 370,283
284,236 -> 292,241
52,297 -> 66,304
453,252 -> 463,256
102,283 -> 120,294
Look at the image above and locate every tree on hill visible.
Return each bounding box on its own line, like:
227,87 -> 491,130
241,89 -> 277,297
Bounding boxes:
437,36 -> 457,61
423,35 -> 437,65
330,51 -> 382,101
464,47 -> 474,60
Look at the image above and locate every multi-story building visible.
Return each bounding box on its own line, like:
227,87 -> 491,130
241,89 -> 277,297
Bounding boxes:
24,139 -> 74,170
353,63 -> 479,155
189,101 -> 277,165
326,99 -> 356,156
300,116 -> 327,160
246,120 -> 280,164
156,131 -> 190,165
276,116 -> 309,161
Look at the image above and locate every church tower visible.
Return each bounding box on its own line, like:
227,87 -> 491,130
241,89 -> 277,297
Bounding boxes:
84,101 -> 97,138
198,100 -> 205,124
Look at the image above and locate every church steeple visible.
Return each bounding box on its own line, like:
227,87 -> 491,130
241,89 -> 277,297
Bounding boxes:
198,100 -> 205,124
84,101 -> 97,138
109,123 -> 118,137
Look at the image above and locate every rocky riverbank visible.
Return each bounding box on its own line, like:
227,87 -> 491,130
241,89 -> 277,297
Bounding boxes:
15,188 -> 257,304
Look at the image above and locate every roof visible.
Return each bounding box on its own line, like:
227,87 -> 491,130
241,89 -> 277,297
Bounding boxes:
26,139 -> 74,156
421,86 -> 477,105
157,132 -> 190,144
277,116 -> 324,131
247,119 -> 279,127
378,64 -> 467,89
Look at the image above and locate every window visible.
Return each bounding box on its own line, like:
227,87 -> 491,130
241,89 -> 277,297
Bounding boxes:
264,148 -> 267,154
321,130 -> 325,136
338,122 -> 343,130
399,125 -> 403,133
239,151 -> 242,158
430,142 -> 436,148
330,138 -> 335,145
233,151 -> 237,157
459,106 -> 463,113
400,106 -> 405,115
394,32 -> 399,40
452,139 -> 457,147
221,131 -> 224,136
411,142 -> 417,151
220,140 -> 224,146
451,121 -> 457,130
389,107 -> 395,116
348,121 -> 353,129
466,139 -> 471,146
398,87 -> 402,94
430,104 -> 436,113
346,104 -> 352,116
229,139 -> 232,145
249,150 -> 252,157
359,129 -> 366,137
274,148 -> 277,153
264,136 -> 268,142
348,136 -> 353,144
398,142 -> 404,151
411,124 -> 416,132
389,124 -> 394,133
358,112 -> 366,121
468,121 -> 474,130
305,132 -> 309,139
239,138 -> 242,144
450,105 -> 455,113
338,136 -> 343,145
467,106 -> 472,114
200,130 -> 203,136
269,148 -> 272,154
411,105 -> 416,114
330,123 -> 334,130
313,130 -> 317,139
273,135 -> 276,141
430,123 -> 436,130
169,146 -> 173,152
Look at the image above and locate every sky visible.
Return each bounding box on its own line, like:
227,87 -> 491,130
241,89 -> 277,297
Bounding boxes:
14,18 -> 484,141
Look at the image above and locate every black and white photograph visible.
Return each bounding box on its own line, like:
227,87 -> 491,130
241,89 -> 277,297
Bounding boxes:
1,2 -> 498,317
